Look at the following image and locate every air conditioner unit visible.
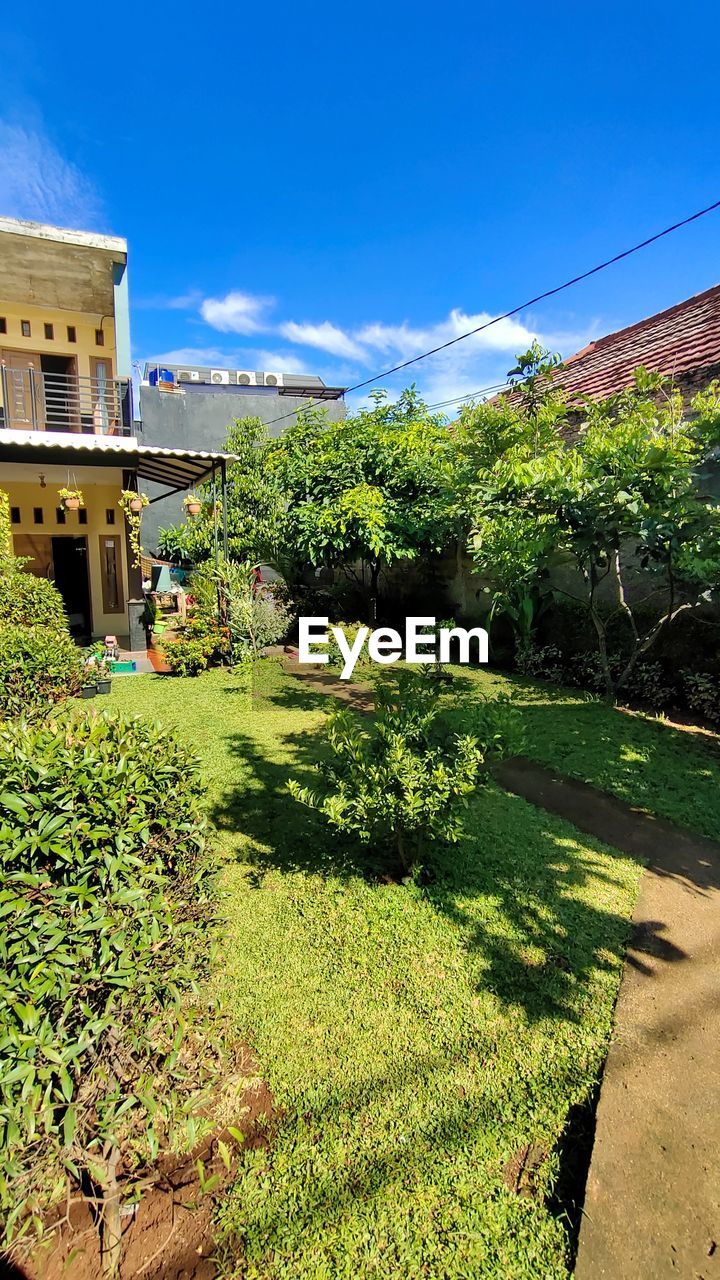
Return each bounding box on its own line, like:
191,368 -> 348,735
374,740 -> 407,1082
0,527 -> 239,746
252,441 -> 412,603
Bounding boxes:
177,369 -> 201,383
235,370 -> 259,385
210,369 -> 231,385
263,371 -> 284,388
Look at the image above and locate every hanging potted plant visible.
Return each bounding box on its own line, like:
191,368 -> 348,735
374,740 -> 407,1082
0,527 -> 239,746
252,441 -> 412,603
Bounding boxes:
58,486 -> 84,511
183,493 -> 202,517
118,489 -> 149,569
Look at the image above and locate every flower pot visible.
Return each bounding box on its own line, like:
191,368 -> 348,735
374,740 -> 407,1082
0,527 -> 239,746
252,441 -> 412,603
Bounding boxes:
80,684 -> 97,698
185,501 -> 201,517
63,497 -> 81,511
128,497 -> 144,514
97,678 -> 112,694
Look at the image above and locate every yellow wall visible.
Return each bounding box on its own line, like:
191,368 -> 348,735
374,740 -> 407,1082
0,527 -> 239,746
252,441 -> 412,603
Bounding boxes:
0,298 -> 117,381
3,473 -> 130,638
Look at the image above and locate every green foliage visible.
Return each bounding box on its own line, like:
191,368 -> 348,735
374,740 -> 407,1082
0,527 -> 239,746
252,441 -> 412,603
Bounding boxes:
471,365 -> 720,699
157,417 -> 285,565
681,670 -> 720,724
0,491 -> 11,565
189,559 -> 293,657
0,626 -> 84,721
161,633 -> 217,676
289,670 -> 520,871
0,712 -> 214,1247
0,570 -> 68,631
269,389 -> 455,610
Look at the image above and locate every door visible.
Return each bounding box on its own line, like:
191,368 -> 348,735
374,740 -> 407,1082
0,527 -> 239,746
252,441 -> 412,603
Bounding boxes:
41,354 -> 79,432
50,537 -> 92,639
90,357 -> 115,435
1,350 -> 45,428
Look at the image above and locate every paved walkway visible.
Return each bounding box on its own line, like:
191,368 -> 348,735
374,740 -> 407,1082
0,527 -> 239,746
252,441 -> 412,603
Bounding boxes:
285,660 -> 720,1278
496,759 -> 720,1279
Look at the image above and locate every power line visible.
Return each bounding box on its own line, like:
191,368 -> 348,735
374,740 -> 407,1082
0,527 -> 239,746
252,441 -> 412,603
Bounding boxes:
259,195 -> 720,430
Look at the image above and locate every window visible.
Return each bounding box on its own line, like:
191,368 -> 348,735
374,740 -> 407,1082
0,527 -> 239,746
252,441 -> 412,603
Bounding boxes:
56,507 -> 66,525
78,509 -> 88,526
99,536 -> 123,613
95,328 -> 105,346
106,508 -> 115,525
21,320 -> 31,338
0,318 -> 6,334
33,507 -> 43,525
44,323 -> 54,340
67,325 -> 77,343
10,507 -> 20,524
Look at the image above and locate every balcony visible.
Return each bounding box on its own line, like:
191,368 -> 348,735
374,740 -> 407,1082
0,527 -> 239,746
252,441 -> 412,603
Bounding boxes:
0,366 -> 133,436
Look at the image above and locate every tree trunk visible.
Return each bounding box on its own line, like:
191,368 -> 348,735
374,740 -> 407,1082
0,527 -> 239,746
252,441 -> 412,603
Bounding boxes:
369,561 -> 381,627
100,1149 -> 122,1279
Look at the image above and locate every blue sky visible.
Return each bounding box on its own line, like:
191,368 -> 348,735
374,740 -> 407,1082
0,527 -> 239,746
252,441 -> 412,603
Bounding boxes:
2,0 -> 720,410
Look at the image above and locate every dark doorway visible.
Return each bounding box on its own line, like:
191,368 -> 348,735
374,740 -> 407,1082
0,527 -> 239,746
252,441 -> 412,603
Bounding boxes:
41,354 -> 78,431
51,536 -> 91,639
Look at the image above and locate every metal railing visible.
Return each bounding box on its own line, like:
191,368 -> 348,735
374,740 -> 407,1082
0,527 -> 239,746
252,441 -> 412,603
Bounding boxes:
0,365 -> 133,436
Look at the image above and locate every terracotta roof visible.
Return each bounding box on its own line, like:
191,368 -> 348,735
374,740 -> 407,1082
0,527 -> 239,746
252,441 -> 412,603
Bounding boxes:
556,283 -> 720,403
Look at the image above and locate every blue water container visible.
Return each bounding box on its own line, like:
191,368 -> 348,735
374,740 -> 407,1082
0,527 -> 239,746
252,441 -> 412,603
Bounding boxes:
148,367 -> 174,387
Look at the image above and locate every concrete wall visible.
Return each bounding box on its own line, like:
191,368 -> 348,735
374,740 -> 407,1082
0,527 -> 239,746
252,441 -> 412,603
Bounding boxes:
139,383 -> 346,553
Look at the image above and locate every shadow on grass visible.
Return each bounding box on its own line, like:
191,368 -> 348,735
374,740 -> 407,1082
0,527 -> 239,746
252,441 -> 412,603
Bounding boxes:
209,692 -> 676,1027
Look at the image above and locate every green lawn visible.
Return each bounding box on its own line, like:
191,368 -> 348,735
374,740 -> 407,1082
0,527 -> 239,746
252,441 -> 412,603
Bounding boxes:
107,661 -> 641,1279
433,667 -> 720,840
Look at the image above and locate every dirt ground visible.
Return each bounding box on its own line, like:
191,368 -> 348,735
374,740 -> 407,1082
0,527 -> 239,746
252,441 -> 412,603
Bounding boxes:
2,1062 -> 273,1280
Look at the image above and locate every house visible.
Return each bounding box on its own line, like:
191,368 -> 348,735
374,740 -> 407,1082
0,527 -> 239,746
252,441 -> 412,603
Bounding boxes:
553,282 -> 720,404
139,362 -> 346,552
0,218 -> 234,645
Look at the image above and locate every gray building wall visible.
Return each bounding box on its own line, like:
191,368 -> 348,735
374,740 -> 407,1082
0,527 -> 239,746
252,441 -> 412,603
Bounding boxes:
138,383 -> 346,554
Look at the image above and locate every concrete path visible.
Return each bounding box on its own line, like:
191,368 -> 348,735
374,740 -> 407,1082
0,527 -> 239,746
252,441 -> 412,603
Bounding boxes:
496,759 -> 720,1280
283,661 -> 720,1276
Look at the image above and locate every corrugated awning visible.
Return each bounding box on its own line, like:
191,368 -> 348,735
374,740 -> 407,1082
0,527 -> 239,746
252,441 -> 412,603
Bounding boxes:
0,430 -> 238,489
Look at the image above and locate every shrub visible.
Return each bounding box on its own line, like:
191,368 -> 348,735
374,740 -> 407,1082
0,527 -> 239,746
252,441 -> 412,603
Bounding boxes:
326,621 -> 372,672
0,571 -> 68,631
0,712 -> 215,1255
289,670 -> 521,873
516,640 -> 565,683
0,626 -> 84,721
161,632 -> 216,676
682,671 -> 720,725
251,585 -> 294,650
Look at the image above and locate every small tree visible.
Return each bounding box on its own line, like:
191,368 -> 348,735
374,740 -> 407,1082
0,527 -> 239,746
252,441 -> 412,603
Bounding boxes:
471,369 -> 720,700
158,417 -> 285,565
270,389 -> 454,621
289,671 -> 522,873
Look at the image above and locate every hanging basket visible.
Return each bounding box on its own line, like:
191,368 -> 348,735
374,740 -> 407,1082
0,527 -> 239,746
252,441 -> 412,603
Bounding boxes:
63,497 -> 81,511
185,500 -> 202,517
128,496 -> 145,514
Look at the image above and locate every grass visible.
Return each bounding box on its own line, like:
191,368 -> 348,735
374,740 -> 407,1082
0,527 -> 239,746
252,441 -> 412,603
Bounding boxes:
107,661 -> 641,1279
433,666 -> 720,840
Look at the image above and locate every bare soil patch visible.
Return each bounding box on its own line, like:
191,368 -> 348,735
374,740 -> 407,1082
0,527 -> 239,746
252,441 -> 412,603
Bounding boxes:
2,1054 -> 273,1280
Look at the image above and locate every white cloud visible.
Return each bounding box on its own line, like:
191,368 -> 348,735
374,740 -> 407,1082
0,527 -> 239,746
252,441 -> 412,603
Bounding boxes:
250,350 -> 312,375
278,320 -> 368,361
135,290 -> 203,312
0,120 -> 103,229
200,290 -> 274,334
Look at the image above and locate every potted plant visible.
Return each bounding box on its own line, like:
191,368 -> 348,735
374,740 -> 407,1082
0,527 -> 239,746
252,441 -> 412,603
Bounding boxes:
58,486 -> 84,511
118,490 -> 149,569
96,657 -> 112,694
183,493 -> 202,517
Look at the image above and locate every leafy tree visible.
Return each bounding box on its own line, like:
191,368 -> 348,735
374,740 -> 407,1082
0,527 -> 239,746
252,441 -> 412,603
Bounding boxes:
269,388 -> 455,619
157,417 -> 284,565
449,345 -> 566,652
471,368 -> 720,700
